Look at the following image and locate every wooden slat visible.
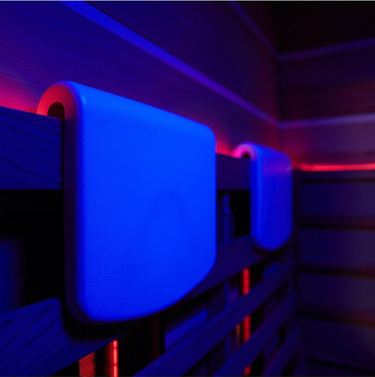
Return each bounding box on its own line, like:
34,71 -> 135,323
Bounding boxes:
300,215 -> 375,229
0,107 -> 254,191
0,299 -> 143,376
295,169 -> 375,376
88,2 -> 278,118
279,42 -> 375,120
300,262 -> 375,278
298,229 -> 375,272
307,351 -> 375,376
189,237 -> 264,299
300,305 -> 375,327
283,122 -> 375,170
216,154 -> 250,190
215,293 -> 297,376
298,273 -> 375,313
298,181 -> 375,218
300,318 -> 375,368
262,325 -> 300,376
0,106 -> 62,189
295,169 -> 375,183
136,259 -> 295,376
0,2 -> 278,155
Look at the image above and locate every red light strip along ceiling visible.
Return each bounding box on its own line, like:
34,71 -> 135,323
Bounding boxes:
299,162 -> 375,172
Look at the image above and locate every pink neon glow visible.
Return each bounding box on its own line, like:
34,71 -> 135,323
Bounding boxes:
300,162 -> 375,172
0,69 -> 37,113
215,138 -> 232,156
79,352 -> 95,377
232,144 -> 256,160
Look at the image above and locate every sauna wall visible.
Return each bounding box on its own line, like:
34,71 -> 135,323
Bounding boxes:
280,43 -> 375,167
276,4 -> 375,375
0,1 -> 279,155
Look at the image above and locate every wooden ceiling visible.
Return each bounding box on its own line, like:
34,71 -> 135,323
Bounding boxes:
267,2 -> 375,53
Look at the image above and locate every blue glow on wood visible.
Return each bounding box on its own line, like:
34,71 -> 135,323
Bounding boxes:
37,81 -> 216,323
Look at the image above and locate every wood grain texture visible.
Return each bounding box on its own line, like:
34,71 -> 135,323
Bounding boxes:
300,305 -> 375,327
298,181 -> 375,218
295,169 -> 375,375
0,2 -> 279,155
0,108 -> 253,190
307,351 -> 375,376
279,37 -> 375,166
279,44 -> 375,120
136,260 -> 295,376
301,318 -> 375,370
215,293 -> 297,376
296,169 -> 375,182
0,299 -> 132,376
0,225 -> 294,376
189,237 -> 264,299
298,273 -> 375,313
0,106 -> 62,189
274,3 -> 375,53
281,120 -> 375,168
299,229 -> 375,272
262,325 -> 300,376
89,1 -> 279,119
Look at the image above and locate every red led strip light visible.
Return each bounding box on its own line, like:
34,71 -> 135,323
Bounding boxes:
109,340 -> 119,377
299,162 -> 375,172
242,268 -> 252,376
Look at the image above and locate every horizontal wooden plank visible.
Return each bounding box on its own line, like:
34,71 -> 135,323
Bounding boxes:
298,181 -> 375,218
216,154 -> 250,190
188,236 -> 264,299
0,2 -> 278,155
308,360 -> 375,376
0,106 -> 62,189
295,169 -> 375,183
300,262 -> 375,278
300,317 -> 375,368
283,122 -> 375,169
0,244 -> 293,376
300,305 -> 375,327
0,107 -> 254,190
298,229 -> 375,272
307,351 -> 375,376
0,299 -> 146,376
279,43 -> 375,120
263,325 -> 300,376
300,215 -> 375,229
137,259 -> 295,376
298,273 -> 375,313
215,293 -> 297,376
88,2 -> 279,119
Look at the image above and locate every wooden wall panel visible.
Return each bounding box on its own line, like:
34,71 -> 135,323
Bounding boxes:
295,170 -> 375,375
281,120 -> 375,168
279,45 -> 375,120
298,181 -> 375,218
298,273 -> 375,313
0,2 -> 279,155
308,359 -> 375,376
301,318 -> 375,368
279,37 -> 375,166
90,1 -> 279,119
299,229 -> 375,271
